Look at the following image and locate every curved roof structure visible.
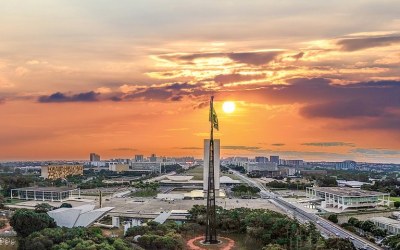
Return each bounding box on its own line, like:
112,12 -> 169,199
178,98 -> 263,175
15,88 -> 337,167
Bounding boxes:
47,204 -> 114,228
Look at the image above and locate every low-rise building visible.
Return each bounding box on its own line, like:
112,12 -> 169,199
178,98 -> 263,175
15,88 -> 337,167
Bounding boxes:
11,187 -> 80,202
370,217 -> 400,235
108,162 -> 129,172
306,186 -> 390,211
41,165 -> 83,179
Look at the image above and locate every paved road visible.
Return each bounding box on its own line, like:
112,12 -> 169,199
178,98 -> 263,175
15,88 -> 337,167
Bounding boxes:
230,170 -> 383,250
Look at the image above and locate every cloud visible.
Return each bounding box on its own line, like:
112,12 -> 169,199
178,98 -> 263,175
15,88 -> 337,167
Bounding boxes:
225,78 -> 400,130
228,51 -> 282,65
337,34 -> 400,51
350,148 -> 400,155
302,142 -> 355,147
214,73 -> 265,85
221,145 -> 261,151
162,51 -> 282,66
38,91 -> 99,103
112,147 -> 136,151
271,143 -> 285,146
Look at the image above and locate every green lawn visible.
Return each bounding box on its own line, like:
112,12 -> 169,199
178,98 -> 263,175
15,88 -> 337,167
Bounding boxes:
390,197 -> 400,202
184,166 -> 204,180
131,189 -> 158,197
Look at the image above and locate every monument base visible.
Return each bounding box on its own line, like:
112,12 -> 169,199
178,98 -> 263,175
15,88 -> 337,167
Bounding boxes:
187,236 -> 235,250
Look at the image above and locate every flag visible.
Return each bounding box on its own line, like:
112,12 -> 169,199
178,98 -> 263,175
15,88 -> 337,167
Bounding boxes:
209,99 -> 219,130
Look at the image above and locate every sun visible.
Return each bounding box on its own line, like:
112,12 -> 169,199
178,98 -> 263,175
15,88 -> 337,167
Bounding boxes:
222,101 -> 235,113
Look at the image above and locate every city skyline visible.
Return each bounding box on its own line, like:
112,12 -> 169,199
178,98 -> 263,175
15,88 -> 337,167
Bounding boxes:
1,1 -> 400,162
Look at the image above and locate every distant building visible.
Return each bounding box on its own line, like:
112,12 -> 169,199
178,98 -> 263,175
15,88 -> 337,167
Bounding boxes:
108,162 -> 129,172
335,160 -> 356,170
337,180 -> 368,188
306,187 -> 390,211
149,154 -> 157,162
370,217 -> 400,235
41,165 -> 83,179
89,153 -> 100,162
130,162 -> 161,173
203,139 -> 220,191
134,155 -> 144,162
282,159 -> 305,167
255,156 -> 268,163
246,162 -> 277,172
48,205 -> 114,228
270,156 -> 280,164
11,187 -> 79,202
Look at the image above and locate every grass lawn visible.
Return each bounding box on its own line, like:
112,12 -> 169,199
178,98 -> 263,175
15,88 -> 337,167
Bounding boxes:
184,166 -> 204,180
390,197 -> 400,202
5,199 -> 24,205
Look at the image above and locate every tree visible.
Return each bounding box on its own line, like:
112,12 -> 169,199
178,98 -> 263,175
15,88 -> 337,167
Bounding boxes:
10,209 -> 56,238
59,203 -> 72,208
262,244 -> 285,250
323,238 -> 356,250
35,203 -> 54,213
327,214 -> 338,223
394,201 -> 400,208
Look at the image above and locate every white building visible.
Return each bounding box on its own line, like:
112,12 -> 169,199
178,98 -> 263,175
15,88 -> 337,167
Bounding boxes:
306,187 -> 390,211
203,139 -> 220,191
47,205 -> 114,228
370,217 -> 400,235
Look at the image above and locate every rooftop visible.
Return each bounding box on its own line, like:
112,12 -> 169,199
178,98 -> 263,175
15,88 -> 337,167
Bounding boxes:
370,217 -> 400,228
310,187 -> 388,196
12,186 -> 78,192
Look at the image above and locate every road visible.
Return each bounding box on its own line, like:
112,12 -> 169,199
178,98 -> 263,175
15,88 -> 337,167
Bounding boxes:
230,170 -> 383,250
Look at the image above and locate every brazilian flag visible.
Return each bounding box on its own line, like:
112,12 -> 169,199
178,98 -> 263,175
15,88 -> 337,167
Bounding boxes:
209,99 -> 219,131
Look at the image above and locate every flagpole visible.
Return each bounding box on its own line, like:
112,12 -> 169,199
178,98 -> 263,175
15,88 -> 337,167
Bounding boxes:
204,95 -> 218,244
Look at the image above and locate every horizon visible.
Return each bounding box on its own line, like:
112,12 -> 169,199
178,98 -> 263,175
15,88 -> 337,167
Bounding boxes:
1,1 -> 400,163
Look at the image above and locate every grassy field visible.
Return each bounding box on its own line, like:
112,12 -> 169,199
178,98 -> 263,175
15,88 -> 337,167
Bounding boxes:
185,166 -> 204,180
222,173 -> 240,181
390,197 -> 400,202
131,189 -> 158,197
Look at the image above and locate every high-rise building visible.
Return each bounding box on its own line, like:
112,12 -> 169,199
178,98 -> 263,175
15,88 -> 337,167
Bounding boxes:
203,139 -> 220,191
149,154 -> 157,162
89,153 -> 100,162
134,155 -> 144,162
270,155 -> 280,164
255,156 -> 268,163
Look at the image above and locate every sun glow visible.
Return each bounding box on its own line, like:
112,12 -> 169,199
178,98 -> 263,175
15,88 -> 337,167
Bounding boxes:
222,101 -> 236,113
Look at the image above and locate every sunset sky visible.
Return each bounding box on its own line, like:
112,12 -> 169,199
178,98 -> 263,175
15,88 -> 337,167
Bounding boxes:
1,1 -> 400,162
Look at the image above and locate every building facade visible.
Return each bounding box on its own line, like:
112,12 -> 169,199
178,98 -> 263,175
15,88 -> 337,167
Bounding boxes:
90,153 -> 100,162
108,163 -> 129,172
11,187 -> 80,202
370,217 -> 400,235
41,165 -> 83,179
306,187 -> 390,211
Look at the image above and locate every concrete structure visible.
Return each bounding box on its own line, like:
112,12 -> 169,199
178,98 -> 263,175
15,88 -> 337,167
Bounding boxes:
108,163 -> 129,172
246,162 -> 278,172
337,180 -> 368,188
90,153 -> 100,162
11,187 -> 80,202
130,162 -> 161,173
47,204 -> 114,228
306,187 -> 390,211
41,165 -> 83,179
134,155 -> 144,162
255,156 -> 268,163
370,217 -> 400,235
203,139 -> 220,191
270,155 -> 280,164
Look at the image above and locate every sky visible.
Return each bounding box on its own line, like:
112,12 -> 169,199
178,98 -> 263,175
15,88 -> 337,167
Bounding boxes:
1,0 -> 400,162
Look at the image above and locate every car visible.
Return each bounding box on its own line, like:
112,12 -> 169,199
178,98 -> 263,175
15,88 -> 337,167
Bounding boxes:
349,236 -> 355,240
335,233 -> 339,237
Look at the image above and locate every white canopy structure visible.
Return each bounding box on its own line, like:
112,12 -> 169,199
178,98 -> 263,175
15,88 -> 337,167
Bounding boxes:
47,204 -> 114,228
